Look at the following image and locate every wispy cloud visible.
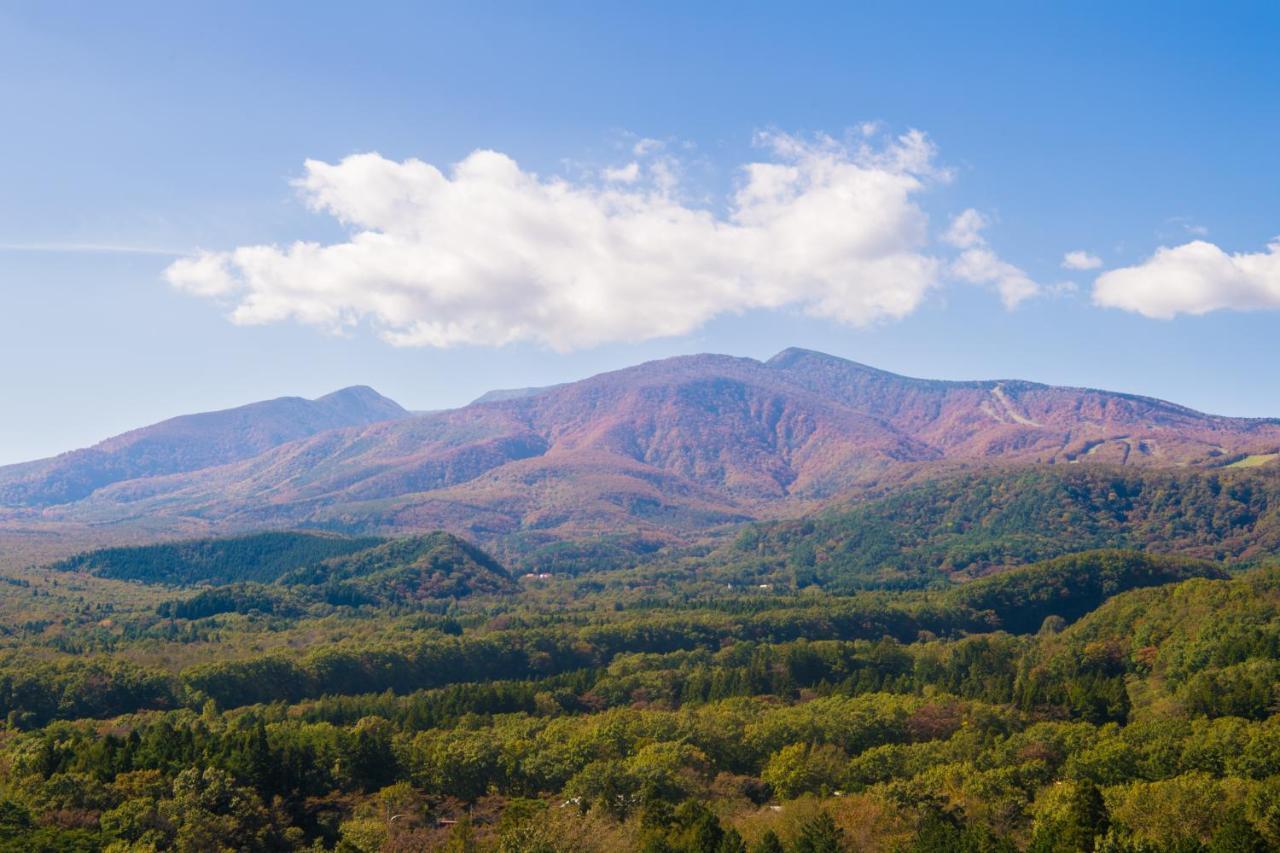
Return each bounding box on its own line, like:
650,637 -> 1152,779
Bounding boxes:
943,208 -> 1040,307
1061,250 -> 1102,270
0,243 -> 186,257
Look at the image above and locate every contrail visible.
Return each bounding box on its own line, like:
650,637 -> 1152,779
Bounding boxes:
0,242 -> 187,257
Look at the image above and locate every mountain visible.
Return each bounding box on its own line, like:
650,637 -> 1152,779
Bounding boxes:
763,347 -> 1280,465
5,350 -> 1279,555
0,386 -> 408,507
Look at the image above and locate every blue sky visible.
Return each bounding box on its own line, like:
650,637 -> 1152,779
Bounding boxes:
1,1 -> 1278,464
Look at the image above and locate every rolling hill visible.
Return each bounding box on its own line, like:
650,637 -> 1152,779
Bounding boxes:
56,530 -> 515,618
50,530 -> 384,585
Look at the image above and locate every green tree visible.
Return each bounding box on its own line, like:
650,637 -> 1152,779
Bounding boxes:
1034,781 -> 1110,853
795,811 -> 844,853
762,743 -> 847,799
752,830 -> 786,853
720,828 -> 748,853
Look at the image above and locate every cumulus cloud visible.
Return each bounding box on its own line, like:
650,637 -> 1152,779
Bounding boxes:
1093,238 -> 1280,318
942,209 -> 1040,307
165,251 -> 240,296
1062,250 -> 1102,270
165,130 -> 1037,349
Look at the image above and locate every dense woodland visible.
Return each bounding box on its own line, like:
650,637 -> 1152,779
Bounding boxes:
1,467 -> 1280,851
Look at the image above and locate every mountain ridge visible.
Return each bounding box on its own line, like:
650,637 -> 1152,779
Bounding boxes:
3,349 -> 1279,554
0,386 -> 408,507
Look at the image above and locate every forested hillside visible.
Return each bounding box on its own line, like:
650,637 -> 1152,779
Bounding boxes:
0,524 -> 1276,850
51,531 -> 384,586
729,464 -> 1280,589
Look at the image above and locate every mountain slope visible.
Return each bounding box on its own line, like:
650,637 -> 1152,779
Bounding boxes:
725,464 -> 1280,589
943,548 -> 1226,633
55,531 -> 515,619
7,350 -> 1280,551
0,386 -> 408,507
1019,565 -> 1280,722
279,532 -> 516,601
766,347 -> 1279,464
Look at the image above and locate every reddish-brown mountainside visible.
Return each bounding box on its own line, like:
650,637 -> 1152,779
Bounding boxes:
3,349 -> 1277,548
0,386 -> 408,507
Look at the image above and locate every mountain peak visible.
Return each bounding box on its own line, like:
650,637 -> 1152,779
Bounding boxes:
767,347 -> 878,373
316,385 -> 408,418
319,384 -> 382,400
0,386 -> 410,508
766,347 -> 954,389
766,346 -> 838,365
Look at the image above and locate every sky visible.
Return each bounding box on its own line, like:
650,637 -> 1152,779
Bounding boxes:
1,1 -> 1278,465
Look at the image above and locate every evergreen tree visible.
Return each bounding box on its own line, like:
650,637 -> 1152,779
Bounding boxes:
720,827 -> 748,853
1061,782 -> 1110,853
753,829 -> 787,853
795,811 -> 843,853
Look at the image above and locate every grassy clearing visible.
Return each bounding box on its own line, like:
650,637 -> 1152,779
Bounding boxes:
1228,453 -> 1279,468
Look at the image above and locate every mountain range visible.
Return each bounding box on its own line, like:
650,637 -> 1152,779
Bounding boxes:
0,385 -> 407,508
2,348 -> 1278,560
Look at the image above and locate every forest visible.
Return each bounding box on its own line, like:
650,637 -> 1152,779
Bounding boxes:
1,470 -> 1279,851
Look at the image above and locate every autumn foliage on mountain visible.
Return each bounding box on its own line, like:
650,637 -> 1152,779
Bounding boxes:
2,349 -> 1277,562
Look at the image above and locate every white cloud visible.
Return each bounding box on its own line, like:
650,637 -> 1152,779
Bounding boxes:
632,137 -> 663,156
166,133 -> 939,348
602,162 -> 640,183
1093,238 -> 1280,318
165,130 -> 1037,349
1062,250 -> 1102,270
941,208 -> 1039,307
943,208 -> 988,248
164,250 -> 239,296
951,247 -> 1040,308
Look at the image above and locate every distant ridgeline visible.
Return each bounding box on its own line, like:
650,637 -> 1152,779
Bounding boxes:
6,349 -> 1279,560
